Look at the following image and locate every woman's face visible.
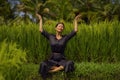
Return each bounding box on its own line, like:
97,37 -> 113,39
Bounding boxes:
55,23 -> 64,33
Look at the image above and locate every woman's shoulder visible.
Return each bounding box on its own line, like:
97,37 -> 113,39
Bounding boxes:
49,33 -> 56,37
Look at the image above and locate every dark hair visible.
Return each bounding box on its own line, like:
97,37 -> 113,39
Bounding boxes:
55,22 -> 65,28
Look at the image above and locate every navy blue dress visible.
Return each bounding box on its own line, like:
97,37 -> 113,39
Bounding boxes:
39,30 -> 76,78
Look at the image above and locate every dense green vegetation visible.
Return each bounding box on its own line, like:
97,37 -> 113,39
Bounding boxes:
0,0 -> 120,25
0,21 -> 120,63
0,0 -> 120,80
0,21 -> 120,79
0,40 -> 26,80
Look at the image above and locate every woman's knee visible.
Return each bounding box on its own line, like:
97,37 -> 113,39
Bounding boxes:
39,62 -> 47,73
40,62 -> 47,67
66,61 -> 74,65
64,61 -> 74,72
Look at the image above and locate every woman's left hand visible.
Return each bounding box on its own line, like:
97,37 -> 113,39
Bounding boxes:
75,14 -> 82,21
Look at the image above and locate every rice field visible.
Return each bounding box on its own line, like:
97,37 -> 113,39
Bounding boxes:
0,21 -> 120,80
0,21 -> 120,63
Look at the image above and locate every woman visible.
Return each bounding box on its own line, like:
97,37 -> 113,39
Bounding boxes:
36,13 -> 81,79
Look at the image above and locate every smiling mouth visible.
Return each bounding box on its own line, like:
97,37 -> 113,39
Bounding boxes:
57,29 -> 63,32
59,29 -> 62,30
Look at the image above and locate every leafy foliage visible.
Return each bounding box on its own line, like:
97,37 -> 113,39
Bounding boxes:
0,0 -> 15,25
1,0 -> 120,24
0,40 -> 27,79
0,21 -> 120,63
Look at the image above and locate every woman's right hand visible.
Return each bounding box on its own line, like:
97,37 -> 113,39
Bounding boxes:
36,13 -> 42,20
36,13 -> 43,32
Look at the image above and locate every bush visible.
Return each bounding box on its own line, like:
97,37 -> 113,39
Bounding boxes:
0,40 -> 27,80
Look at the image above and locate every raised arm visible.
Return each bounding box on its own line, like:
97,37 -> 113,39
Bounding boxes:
74,14 -> 81,32
36,13 -> 43,32
36,13 -> 50,39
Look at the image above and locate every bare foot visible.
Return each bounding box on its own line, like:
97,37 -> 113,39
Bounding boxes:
49,66 -> 64,73
50,66 -> 58,70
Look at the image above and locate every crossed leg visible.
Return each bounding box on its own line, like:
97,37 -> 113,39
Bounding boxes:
49,66 -> 64,73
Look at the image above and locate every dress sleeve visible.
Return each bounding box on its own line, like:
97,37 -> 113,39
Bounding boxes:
65,30 -> 76,41
41,30 -> 50,39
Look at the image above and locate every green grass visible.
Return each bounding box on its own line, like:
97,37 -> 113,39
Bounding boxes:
0,21 -> 120,63
2,62 -> 120,80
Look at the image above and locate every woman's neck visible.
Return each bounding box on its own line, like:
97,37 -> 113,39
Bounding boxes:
56,32 -> 62,40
